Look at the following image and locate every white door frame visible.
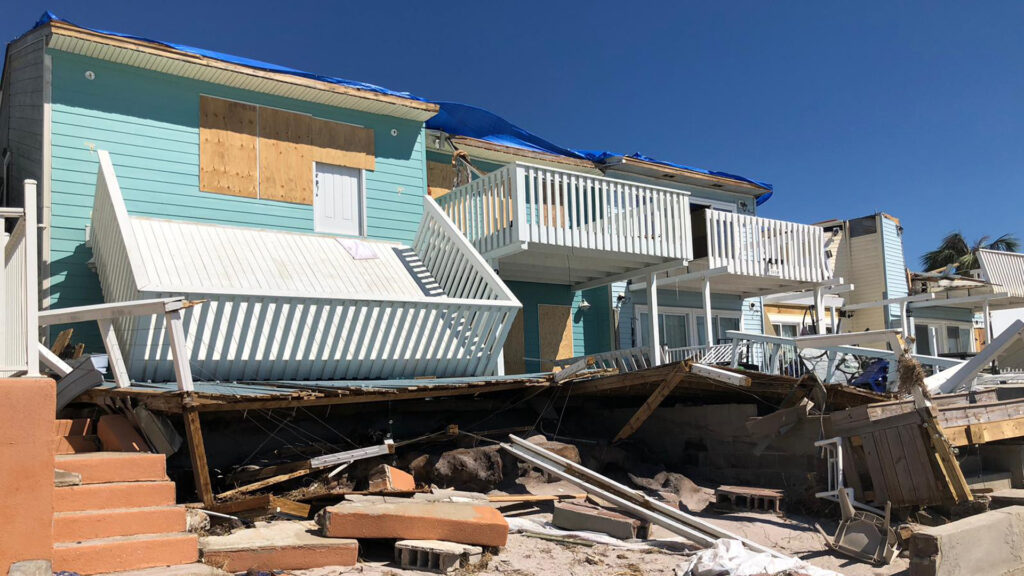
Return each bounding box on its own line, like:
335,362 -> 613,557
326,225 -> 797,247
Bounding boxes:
314,162 -> 367,237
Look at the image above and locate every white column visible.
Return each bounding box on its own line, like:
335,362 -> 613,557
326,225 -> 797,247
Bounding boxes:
830,305 -> 838,333
813,286 -> 826,334
24,179 -> 40,376
983,300 -> 992,348
899,301 -> 910,338
647,272 -> 662,366
702,276 -> 714,347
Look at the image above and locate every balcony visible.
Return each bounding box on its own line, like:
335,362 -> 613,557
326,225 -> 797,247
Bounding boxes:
658,210 -> 832,296
437,162 -> 693,286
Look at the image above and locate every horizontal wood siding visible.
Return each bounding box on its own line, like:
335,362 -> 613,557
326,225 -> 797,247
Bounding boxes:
881,215 -> 909,328
48,50 -> 427,311
0,32 -> 45,210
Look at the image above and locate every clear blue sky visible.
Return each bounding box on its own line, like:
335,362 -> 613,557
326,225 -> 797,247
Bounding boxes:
4,1 -> 1022,268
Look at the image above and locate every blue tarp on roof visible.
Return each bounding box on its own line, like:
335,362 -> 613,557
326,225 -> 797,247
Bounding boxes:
426,101 -> 772,202
33,11 -> 428,103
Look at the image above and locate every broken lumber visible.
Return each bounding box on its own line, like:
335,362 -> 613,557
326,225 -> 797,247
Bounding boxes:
612,363 -> 688,442
690,363 -> 751,387
216,468 -> 314,500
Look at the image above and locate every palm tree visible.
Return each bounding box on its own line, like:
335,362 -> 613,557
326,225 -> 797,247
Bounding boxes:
921,232 -> 1021,272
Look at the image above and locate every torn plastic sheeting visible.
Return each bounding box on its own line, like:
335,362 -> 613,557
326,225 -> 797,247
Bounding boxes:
682,539 -> 842,576
505,517 -> 650,550
427,102 -> 588,159
32,12 -> 427,103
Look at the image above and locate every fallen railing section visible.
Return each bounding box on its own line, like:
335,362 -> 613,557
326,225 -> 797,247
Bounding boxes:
0,179 -> 39,377
553,346 -> 653,374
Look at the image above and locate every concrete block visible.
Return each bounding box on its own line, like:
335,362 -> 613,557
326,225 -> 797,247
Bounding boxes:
53,532 -> 198,575
7,560 -> 51,576
551,501 -> 647,540
200,521 -> 357,572
54,481 -> 176,513
909,505 -> 1024,576
319,501 -> 508,547
97,415 -> 149,453
55,470 -> 82,487
0,378 -> 56,576
368,464 -> 416,492
56,452 -> 167,484
394,540 -> 482,573
55,506 -> 187,542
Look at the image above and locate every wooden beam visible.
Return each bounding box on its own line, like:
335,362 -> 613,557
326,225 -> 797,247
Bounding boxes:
183,404 -> 215,507
217,468 -> 315,500
38,343 -> 72,377
690,363 -> 751,387
97,318 -> 131,389
613,364 -> 689,442
37,297 -> 186,325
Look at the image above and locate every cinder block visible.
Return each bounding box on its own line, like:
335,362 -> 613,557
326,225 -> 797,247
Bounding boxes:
394,540 -> 482,573
55,506 -> 186,542
551,501 -> 647,540
200,521 -> 357,571
97,415 -> 149,452
909,505 -> 1024,576
53,532 -> 198,575
368,464 -> 416,493
319,501 -> 508,547
56,452 -> 167,484
54,481 -> 176,513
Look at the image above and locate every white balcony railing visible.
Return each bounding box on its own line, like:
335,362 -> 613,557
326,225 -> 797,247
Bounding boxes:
1,180 -> 40,377
703,210 -> 828,283
438,163 -> 693,261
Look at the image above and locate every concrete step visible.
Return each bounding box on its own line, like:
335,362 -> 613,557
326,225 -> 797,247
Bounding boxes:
55,506 -> 186,542
55,481 -> 177,513
56,452 -> 167,484
92,563 -> 229,576
54,532 -> 198,576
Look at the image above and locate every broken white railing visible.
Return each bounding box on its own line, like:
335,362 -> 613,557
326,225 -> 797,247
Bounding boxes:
438,162 -> 693,261
704,210 -> 829,283
553,346 -> 653,374
725,330 -> 965,385
663,343 -> 736,365
0,179 -> 39,377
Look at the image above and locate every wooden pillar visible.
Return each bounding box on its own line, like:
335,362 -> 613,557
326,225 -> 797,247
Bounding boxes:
182,400 -> 214,507
702,276 -> 714,347
646,272 -> 662,366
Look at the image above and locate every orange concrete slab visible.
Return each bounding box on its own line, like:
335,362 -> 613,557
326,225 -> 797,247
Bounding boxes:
55,482 -> 176,513
56,453 -> 167,484
55,506 -> 186,542
54,532 -> 198,575
56,435 -> 100,455
368,464 -> 416,493
55,418 -> 93,437
200,521 -> 357,572
97,415 -> 150,453
319,501 -> 508,547
0,378 -> 56,574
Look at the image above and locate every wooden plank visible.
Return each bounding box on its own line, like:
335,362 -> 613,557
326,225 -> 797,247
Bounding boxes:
883,427 -> 921,505
487,493 -> 587,503
968,416 -> 1024,445
311,117 -> 374,171
258,106 -> 312,204
504,310 -> 526,375
230,460 -> 312,485
199,96 -> 258,198
269,496 -> 312,519
690,363 -> 751,387
183,406 -> 215,507
50,328 -> 73,355
897,424 -> 943,504
869,429 -> 905,506
217,467 -> 315,500
858,433 -> 889,505
538,304 -> 573,372
427,160 -> 456,198
613,364 -> 689,442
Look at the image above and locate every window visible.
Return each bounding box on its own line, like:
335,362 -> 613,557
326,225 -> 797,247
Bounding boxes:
635,306 -> 741,348
638,312 -> 690,348
697,315 -> 741,346
199,95 -> 375,205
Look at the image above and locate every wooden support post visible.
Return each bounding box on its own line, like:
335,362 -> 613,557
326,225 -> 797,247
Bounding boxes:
97,318 -> 131,388
647,272 -> 662,366
183,401 -> 215,507
613,364 -> 688,442
730,340 -> 741,368
164,309 -> 194,392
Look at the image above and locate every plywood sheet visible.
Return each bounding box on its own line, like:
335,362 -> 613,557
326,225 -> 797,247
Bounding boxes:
504,310 -> 526,375
538,304 -> 573,372
259,106 -> 313,204
427,160 -> 456,198
312,118 -> 375,171
199,96 -> 258,198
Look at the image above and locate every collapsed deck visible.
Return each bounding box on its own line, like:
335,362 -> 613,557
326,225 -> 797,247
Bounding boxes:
88,151 -> 520,383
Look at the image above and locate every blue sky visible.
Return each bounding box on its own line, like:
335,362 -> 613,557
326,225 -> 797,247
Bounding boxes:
4,1 -> 1022,268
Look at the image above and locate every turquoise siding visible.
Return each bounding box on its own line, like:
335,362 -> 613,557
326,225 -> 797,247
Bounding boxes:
506,281 -> 612,372
880,216 -> 909,328
48,50 -> 427,312
742,297 -> 764,334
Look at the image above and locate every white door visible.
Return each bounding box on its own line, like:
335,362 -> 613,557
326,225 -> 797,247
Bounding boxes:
314,163 -> 362,236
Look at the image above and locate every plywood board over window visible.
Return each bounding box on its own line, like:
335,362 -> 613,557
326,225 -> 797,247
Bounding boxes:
259,106 -> 313,204
538,304 -> 573,372
504,310 -> 526,375
313,120 -> 375,172
199,96 -> 258,198
427,160 -> 456,198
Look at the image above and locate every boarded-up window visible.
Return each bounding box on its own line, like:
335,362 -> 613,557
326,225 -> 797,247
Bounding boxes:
538,304 -> 574,372
427,160 -> 456,198
199,97 -> 259,198
199,95 -> 375,205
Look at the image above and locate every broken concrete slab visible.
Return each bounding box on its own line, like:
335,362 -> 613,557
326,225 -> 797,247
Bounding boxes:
368,464 -> 416,493
909,505 -> 1024,576
318,501 -> 508,547
200,521 -> 357,572
90,563 -> 229,576
394,540 -> 483,573
989,488 -> 1024,507
7,560 -> 51,576
551,500 -> 648,540
55,469 -> 82,487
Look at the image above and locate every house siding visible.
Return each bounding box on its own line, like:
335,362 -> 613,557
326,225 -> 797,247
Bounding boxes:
0,30 -> 46,212
880,215 -> 908,328
48,49 -> 427,311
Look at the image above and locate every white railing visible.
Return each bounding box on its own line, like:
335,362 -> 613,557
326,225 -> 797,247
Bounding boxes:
554,346 -> 653,374
704,211 -> 828,282
438,162 -> 693,260
663,343 -> 735,365
1,180 -> 39,377
89,152 -> 521,383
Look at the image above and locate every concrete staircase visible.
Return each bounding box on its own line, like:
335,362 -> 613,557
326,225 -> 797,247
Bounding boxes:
53,447 -> 198,574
